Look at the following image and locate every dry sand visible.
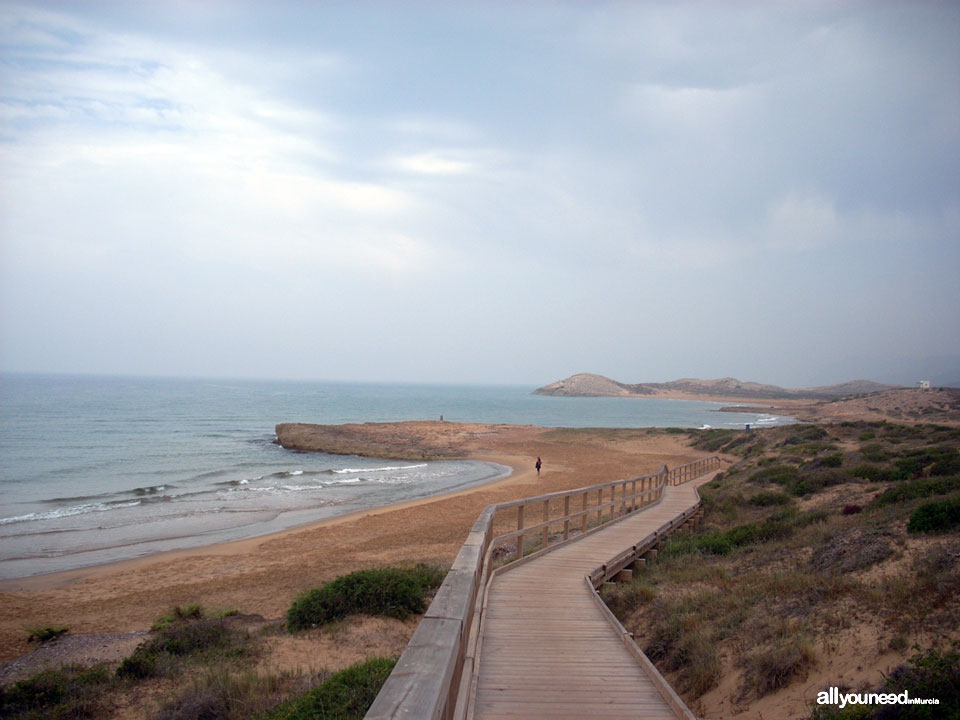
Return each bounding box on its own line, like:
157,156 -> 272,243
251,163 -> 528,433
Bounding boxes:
0,422 -> 706,665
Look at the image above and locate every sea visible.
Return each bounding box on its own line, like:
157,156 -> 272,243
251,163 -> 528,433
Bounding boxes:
0,374 -> 793,579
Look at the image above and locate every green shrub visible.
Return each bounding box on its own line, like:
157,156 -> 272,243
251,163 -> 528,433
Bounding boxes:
882,647 -> 960,718
783,425 -> 828,445
871,476 -> 960,507
907,498 -> 960,534
151,604 -> 204,630
0,664 -> 110,719
266,657 -> 396,720
664,508 -> 822,557
895,446 -> 960,479
749,465 -> 800,486
25,625 -> 69,643
286,566 -> 446,632
848,464 -> 897,482
811,647 -> 960,719
748,491 -> 792,507
819,454 -> 843,468
860,443 -> 890,463
117,617 -> 246,679
791,469 -> 848,497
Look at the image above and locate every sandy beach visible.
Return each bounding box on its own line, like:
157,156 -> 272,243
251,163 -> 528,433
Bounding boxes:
0,421 -> 711,664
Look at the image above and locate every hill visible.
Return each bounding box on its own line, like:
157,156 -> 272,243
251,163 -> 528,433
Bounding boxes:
534,373 -> 899,401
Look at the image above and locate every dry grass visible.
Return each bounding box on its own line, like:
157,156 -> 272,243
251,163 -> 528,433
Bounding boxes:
603,421 -> 960,714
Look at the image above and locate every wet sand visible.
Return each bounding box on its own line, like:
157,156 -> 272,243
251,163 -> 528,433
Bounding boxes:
0,422 -> 710,663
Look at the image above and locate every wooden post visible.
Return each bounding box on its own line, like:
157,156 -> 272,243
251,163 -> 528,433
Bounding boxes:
582,492 -> 588,533
517,505 -> 525,559
542,499 -> 549,549
597,488 -> 603,526
563,495 -> 570,540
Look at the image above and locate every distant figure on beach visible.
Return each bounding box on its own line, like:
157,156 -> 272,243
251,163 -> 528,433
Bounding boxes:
536,457 -> 542,475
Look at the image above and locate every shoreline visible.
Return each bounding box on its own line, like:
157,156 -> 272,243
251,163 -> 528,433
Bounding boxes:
0,422 -> 710,664
0,455 -> 522,594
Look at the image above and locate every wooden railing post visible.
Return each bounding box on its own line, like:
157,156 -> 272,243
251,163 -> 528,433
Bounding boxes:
517,505 -> 525,559
563,496 -> 571,540
582,492 -> 588,534
542,500 -> 549,550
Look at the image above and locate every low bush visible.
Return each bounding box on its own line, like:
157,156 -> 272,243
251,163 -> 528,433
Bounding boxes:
848,464 -> 898,482
748,491 -> 792,507
0,664 -> 111,719
749,465 -> 800,486
783,425 -> 829,445
820,453 -> 844,468
156,666 -> 307,720
25,625 -> 69,643
744,639 -> 815,698
842,504 -> 862,515
895,446 -> 960,479
860,443 -> 890,463
907,498 -> 960,534
266,657 -> 396,720
151,604 -> 204,630
664,508 -> 825,557
286,565 -> 446,632
791,469 -> 848,497
870,476 -> 960,507
600,580 -> 656,617
117,618 -> 247,679
809,646 -> 960,719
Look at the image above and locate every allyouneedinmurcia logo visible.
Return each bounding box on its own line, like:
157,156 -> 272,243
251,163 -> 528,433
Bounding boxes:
817,687 -> 940,709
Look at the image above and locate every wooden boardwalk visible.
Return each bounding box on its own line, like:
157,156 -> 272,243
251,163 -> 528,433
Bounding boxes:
470,472 -> 719,720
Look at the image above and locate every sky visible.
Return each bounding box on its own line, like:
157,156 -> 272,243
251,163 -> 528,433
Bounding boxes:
1,1 -> 958,388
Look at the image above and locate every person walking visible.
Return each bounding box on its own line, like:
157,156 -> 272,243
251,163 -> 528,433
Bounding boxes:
535,457 -> 542,475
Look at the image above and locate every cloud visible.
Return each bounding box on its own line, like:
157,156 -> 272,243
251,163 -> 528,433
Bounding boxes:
390,151 -> 475,176
765,192 -> 840,251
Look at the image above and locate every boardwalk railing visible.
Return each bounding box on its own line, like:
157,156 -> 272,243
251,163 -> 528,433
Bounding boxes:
365,455 -> 721,720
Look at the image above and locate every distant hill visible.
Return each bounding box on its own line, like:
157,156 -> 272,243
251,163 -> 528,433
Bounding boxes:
533,373 -> 899,400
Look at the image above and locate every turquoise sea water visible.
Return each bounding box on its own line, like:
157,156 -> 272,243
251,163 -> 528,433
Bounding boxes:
0,374 -> 792,578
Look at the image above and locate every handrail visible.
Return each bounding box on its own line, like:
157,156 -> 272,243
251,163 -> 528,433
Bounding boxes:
365,454 -> 721,720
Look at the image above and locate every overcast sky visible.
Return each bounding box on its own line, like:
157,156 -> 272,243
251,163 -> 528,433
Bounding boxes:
1,1 -> 958,387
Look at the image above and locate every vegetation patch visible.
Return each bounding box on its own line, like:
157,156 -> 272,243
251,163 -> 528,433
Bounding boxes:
156,665 -> 318,720
810,647 -> 960,719
870,475 -> 960,507
665,507 -> 826,557
748,490 -> 792,506
24,625 -> 70,643
0,664 -> 111,720
809,529 -> 894,574
265,657 -> 396,720
907,498 -> 960,534
603,421 -> 960,716
117,617 -> 249,679
848,464 -> 898,482
286,565 -> 446,632
743,638 -> 815,698
644,613 -> 721,698
895,446 -> 960,479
